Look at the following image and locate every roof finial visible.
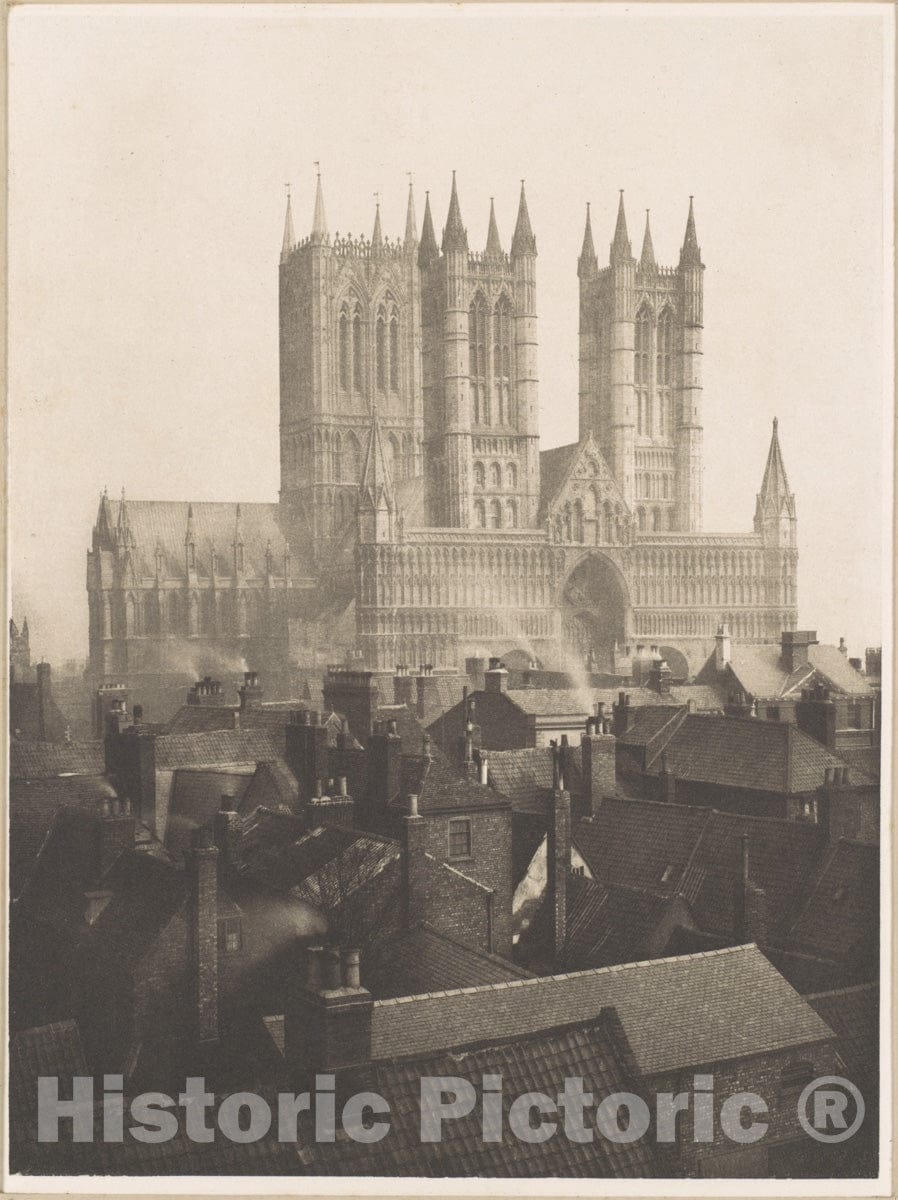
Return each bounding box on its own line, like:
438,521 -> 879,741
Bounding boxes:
442,170 -> 467,253
419,188 -> 438,267
639,208 -> 656,270
679,194 -> 702,268
404,173 -> 418,246
310,164 -> 328,245
485,196 -> 503,257
611,190 -> 632,263
578,201 -> 597,277
511,179 -> 536,257
281,182 -> 295,262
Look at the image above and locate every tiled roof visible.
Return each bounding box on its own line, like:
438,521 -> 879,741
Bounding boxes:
518,871 -> 676,973
725,642 -> 873,701
10,739 -> 105,779
785,840 -> 879,962
572,799 -> 823,941
10,1020 -> 88,1103
668,684 -> 726,711
617,705 -> 688,748
104,498 -> 287,581
640,713 -> 847,793
239,823 -> 397,898
163,768 -> 255,860
806,983 -> 878,1092
237,760 -> 300,814
364,923 -> 531,999
487,746 -> 583,811
394,741 -> 509,814
310,1012 -> 659,1178
9,773 -> 118,896
370,944 -> 834,1075
153,729 -> 279,770
165,705 -> 237,734
506,688 -> 595,716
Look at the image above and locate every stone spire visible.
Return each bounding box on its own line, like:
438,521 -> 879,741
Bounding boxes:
418,190 -> 439,268
371,199 -> 383,251
485,198 -> 503,257
441,171 -> 468,253
754,418 -> 796,533
404,179 -> 418,246
310,171 -> 328,245
610,190 -> 632,262
679,195 -> 702,268
359,409 -> 395,542
511,180 -> 536,257
639,209 -> 656,270
578,202 -> 597,277
280,187 -> 295,263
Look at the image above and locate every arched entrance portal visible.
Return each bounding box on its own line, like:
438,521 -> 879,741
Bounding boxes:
561,554 -> 629,672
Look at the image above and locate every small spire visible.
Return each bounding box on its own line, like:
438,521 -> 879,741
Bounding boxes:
186,502 -> 195,535
441,171 -> 468,253
404,175 -> 418,246
280,185 -> 295,263
511,180 -> 536,257
578,202 -> 597,277
371,195 -> 383,250
485,197 -> 503,257
418,190 -> 439,267
234,502 -> 243,538
310,167 -> 328,245
679,195 -> 702,268
754,417 -> 795,535
359,409 -> 395,510
639,209 -> 656,270
610,190 -> 632,263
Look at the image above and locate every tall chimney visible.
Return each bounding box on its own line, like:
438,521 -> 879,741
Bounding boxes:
401,795 -> 427,927
735,834 -> 768,945
283,941 -> 373,1088
581,719 -> 616,818
365,720 -> 402,827
285,710 -> 330,804
612,691 -> 631,737
546,785 -> 571,965
213,796 -> 242,873
484,657 -> 509,693
238,670 -> 264,709
780,630 -> 818,674
186,829 -> 220,1046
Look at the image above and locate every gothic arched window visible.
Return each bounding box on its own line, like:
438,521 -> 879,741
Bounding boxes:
490,499 -> 502,529
333,432 -> 342,482
474,499 -> 486,527
657,307 -> 673,438
469,294 -> 488,424
376,309 -> 387,391
507,462 -> 517,489
474,462 -> 485,488
389,311 -> 399,391
494,294 -> 513,424
635,305 -> 652,436
506,499 -> 517,528
352,307 -> 363,392
489,462 -> 501,488
338,307 -> 350,390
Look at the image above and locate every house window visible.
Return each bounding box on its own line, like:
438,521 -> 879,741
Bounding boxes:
218,917 -> 242,955
448,817 -> 472,860
847,700 -> 862,729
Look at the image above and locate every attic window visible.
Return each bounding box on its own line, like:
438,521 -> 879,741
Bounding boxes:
218,917 -> 242,955
660,864 -> 675,884
448,817 -> 472,860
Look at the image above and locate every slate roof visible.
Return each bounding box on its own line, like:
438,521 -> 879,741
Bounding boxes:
103,498 -> 287,580
395,741 -> 510,814
806,983 -> 878,1092
239,823 -> 398,898
10,739 -> 105,779
308,1011 -> 659,1178
785,840 -> 879,962
725,642 -> 874,701
9,773 -> 118,896
153,728 -> 279,770
506,688 -> 596,716
634,713 -> 849,793
165,705 -> 238,734
363,923 -> 532,999
370,944 -> 834,1075
518,871 -> 678,972
163,767 -> 255,860
487,745 -> 584,812
572,799 -> 823,940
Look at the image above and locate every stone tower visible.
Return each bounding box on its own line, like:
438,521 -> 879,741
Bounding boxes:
278,175 -> 424,562
578,194 -> 705,532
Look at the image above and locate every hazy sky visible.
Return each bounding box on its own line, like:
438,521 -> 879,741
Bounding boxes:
8,3 -> 892,665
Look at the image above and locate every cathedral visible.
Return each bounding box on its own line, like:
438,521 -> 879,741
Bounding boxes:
86,173 -> 798,706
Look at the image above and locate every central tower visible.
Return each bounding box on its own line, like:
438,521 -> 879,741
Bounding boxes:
578,194 -> 705,532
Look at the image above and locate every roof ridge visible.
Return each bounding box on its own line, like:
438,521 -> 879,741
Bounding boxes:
371,942 -> 761,1008
805,982 -> 879,1001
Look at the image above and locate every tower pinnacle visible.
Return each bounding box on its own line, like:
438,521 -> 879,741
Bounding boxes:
679,195 -> 702,268
442,171 -> 468,253
310,169 -> 328,245
511,180 -> 536,257
639,209 -> 656,270
485,197 -> 503,257
404,177 -> 418,245
280,186 -> 295,263
579,203 -> 596,263
610,190 -> 632,262
371,197 -> 383,250
418,190 -> 439,268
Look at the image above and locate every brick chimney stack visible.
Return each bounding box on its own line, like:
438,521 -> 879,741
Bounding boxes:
581,718 -> 616,818
612,691 -> 632,736
401,793 -> 427,927
365,718 -> 402,828
795,684 -> 837,751
238,670 -> 263,710
393,664 -> 415,707
213,796 -> 242,873
546,761 -> 571,966
188,677 -> 228,707
186,828 -> 220,1047
323,667 -> 379,742
97,794 -> 135,879
736,834 -> 768,946
484,657 -> 509,693
780,630 -> 818,674
283,943 -> 373,1087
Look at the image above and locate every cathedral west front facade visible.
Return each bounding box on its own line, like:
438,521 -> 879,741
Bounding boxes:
87,172 -> 798,703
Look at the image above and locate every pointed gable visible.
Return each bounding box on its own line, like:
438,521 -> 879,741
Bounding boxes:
539,434 -> 629,523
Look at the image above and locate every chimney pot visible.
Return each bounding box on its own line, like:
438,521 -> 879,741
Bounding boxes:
339,775 -> 348,796
408,793 -> 419,816
342,949 -> 361,990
